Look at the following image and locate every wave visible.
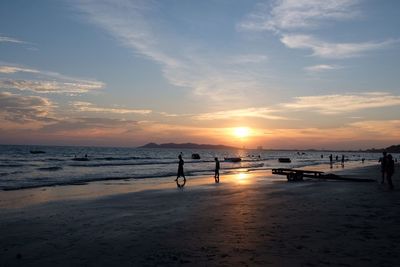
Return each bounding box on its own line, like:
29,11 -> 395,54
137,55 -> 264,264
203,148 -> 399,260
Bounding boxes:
37,166 -> 63,171
1,163 -> 267,190
0,164 -> 25,168
68,159 -> 215,167
93,156 -> 154,161
0,170 -> 25,177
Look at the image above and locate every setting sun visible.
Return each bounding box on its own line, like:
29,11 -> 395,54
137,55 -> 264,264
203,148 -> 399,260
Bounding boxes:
233,127 -> 250,138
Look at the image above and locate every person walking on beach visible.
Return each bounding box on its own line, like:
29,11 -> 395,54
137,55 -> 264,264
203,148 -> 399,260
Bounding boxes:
175,154 -> 186,183
386,154 -> 395,190
341,155 -> 345,167
379,151 -> 388,184
214,157 -> 220,183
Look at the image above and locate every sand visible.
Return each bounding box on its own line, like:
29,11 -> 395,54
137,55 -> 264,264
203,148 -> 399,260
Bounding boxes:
1,164 -> 399,266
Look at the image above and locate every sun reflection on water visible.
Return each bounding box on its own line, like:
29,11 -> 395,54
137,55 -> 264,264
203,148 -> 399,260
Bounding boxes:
235,172 -> 250,184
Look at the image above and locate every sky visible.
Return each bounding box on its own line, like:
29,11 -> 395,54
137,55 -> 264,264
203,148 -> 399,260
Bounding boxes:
0,0 -> 400,150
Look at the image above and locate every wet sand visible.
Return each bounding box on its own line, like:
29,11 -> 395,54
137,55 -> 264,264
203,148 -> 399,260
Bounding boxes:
1,164 -> 399,266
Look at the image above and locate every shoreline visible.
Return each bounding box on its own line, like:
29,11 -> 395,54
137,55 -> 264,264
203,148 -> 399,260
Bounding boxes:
0,161 -> 379,209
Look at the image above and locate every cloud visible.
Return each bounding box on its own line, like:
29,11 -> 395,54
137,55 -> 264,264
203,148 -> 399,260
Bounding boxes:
0,92 -> 55,123
238,0 -> 359,32
239,1 -> 397,61
71,101 -> 152,115
0,79 -> 104,94
195,107 -> 287,120
41,117 -> 138,133
349,120 -> 400,138
0,66 -> 39,74
228,54 -> 268,64
75,0 -> 180,68
73,0 -> 266,102
280,34 -> 396,58
0,35 -> 26,44
304,64 -> 341,72
0,64 -> 105,94
283,92 -> 400,114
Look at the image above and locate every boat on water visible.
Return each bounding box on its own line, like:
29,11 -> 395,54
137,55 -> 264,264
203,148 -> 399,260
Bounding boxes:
278,158 -> 291,163
72,157 -> 89,161
224,157 -> 241,162
72,154 -> 89,161
191,153 -> 201,159
30,150 -> 46,154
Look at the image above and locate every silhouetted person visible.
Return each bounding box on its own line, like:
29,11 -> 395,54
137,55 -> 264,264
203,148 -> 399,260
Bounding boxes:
379,151 -> 388,184
335,155 -> 339,161
214,157 -> 220,182
341,155 -> 345,166
321,154 -> 323,158
386,154 -> 394,190
362,158 -> 365,163
175,154 -> 186,182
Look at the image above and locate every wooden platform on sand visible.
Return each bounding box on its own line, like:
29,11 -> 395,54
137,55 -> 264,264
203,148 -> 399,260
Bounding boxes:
272,168 -> 375,182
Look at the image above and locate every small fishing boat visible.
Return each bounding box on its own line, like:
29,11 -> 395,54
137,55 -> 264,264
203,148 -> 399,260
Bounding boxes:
30,150 -> 46,154
191,153 -> 201,159
224,157 -> 241,162
72,157 -> 89,161
278,158 -> 291,163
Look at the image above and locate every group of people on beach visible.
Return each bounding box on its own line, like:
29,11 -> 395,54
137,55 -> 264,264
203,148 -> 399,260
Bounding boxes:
379,151 -> 395,190
175,154 -> 220,186
328,154 -> 346,167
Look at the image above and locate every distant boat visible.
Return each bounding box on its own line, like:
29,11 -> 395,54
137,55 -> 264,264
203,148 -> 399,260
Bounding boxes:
191,153 -> 201,159
72,157 -> 89,161
224,157 -> 241,162
278,158 -> 291,163
30,150 -> 45,154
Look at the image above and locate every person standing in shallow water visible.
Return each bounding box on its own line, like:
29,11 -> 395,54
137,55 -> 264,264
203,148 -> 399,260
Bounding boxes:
214,157 -> 220,182
175,154 -> 186,182
386,154 -> 395,190
379,151 -> 388,184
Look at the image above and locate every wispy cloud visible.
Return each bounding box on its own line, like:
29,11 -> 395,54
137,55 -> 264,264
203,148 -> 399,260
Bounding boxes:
238,0 -> 359,32
71,101 -> 152,115
0,91 -> 55,123
281,34 -> 397,58
73,0 -> 266,102
0,64 -> 105,94
228,54 -> 268,64
239,0 -> 397,61
349,120 -> 400,138
0,79 -> 104,94
195,107 -> 286,120
283,92 -> 400,114
0,66 -> 39,74
304,64 -> 341,72
0,35 -> 27,44
41,117 -> 138,133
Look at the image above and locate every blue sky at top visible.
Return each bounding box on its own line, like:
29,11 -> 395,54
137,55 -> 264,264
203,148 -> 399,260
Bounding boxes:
0,0 -> 400,149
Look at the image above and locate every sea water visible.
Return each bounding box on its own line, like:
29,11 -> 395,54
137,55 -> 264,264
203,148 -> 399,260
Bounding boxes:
0,145 -> 386,190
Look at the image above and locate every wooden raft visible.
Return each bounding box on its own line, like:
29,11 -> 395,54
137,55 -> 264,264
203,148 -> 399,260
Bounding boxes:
272,168 -> 375,182
272,168 -> 324,181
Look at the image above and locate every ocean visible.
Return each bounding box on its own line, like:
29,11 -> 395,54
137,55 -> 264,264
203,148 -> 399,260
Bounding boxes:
0,145 -> 385,190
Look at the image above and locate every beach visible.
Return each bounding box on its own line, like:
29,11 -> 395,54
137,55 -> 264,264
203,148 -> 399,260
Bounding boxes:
1,163 -> 399,266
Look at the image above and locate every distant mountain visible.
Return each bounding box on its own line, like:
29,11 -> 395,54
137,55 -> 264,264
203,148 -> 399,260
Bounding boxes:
366,144 -> 400,153
138,142 -> 239,150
